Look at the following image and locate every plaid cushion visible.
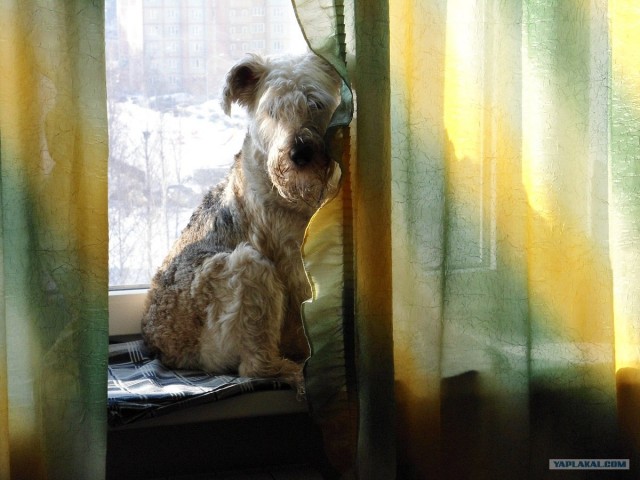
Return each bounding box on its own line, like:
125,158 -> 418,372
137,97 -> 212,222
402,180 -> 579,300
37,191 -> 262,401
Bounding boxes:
108,340 -> 290,427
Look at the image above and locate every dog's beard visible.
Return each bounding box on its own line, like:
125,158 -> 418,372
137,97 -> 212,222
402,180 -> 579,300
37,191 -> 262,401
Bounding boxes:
268,151 -> 336,210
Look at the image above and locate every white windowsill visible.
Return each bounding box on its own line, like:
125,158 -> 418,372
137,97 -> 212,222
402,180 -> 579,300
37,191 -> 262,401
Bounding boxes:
108,287 -> 148,336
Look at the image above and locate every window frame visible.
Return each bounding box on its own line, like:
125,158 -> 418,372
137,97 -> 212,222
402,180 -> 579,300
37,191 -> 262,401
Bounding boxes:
108,288 -> 148,336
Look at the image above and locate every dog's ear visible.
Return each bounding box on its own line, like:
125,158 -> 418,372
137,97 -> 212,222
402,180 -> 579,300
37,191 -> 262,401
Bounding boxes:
222,54 -> 266,115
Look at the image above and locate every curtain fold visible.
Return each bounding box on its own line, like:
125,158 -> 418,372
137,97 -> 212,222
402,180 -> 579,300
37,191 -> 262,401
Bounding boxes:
351,2 -> 396,479
296,0 -> 397,476
293,0 -> 360,475
0,1 -> 108,479
299,0 -> 639,478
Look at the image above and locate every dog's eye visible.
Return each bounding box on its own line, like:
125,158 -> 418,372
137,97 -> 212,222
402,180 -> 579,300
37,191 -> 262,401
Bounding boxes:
308,99 -> 325,112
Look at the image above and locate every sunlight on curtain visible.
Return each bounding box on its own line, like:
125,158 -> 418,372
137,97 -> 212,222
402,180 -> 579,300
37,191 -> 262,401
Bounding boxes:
610,0 -> 640,460
389,0 -> 639,477
0,1 -> 108,479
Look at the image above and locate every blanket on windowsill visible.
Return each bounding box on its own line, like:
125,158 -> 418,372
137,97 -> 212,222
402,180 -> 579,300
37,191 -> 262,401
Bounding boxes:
107,339 -> 290,427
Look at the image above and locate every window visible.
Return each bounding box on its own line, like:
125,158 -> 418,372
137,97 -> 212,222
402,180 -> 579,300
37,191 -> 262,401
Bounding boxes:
146,25 -> 162,39
191,58 -> 204,72
251,39 -> 266,51
106,0 -> 307,306
190,24 -> 204,37
189,41 -> 203,54
166,41 -> 179,53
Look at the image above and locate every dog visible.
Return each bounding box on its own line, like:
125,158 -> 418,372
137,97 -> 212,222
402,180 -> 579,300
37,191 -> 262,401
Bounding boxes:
141,52 -> 343,390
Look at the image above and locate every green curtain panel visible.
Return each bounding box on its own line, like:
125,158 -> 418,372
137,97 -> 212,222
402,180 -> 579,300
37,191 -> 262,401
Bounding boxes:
299,0 -> 640,478
0,1 -> 108,479
387,1 -> 640,477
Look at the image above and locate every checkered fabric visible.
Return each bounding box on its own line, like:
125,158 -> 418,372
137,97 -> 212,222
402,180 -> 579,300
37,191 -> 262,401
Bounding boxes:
108,340 -> 290,427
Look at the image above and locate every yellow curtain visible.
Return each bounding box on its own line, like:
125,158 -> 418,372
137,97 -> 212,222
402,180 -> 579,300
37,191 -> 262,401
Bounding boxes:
0,1 -> 108,479
300,0 -> 639,478
387,0 -> 640,477
611,0 -> 640,461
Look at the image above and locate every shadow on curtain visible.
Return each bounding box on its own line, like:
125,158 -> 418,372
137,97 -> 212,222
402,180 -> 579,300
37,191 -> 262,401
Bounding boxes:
299,0 -> 640,478
0,1 -> 108,479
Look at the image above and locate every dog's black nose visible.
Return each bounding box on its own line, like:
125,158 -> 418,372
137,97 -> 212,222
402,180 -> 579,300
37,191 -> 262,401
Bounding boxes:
290,143 -> 314,167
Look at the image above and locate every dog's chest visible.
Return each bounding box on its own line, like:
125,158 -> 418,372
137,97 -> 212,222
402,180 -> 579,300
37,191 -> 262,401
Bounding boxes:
247,210 -> 309,288
267,235 -> 309,297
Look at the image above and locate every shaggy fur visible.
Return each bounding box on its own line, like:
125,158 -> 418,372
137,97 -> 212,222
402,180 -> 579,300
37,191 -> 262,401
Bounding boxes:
141,53 -> 342,389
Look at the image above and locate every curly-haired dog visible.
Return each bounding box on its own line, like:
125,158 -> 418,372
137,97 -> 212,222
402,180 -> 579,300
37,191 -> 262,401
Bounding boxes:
141,52 -> 342,389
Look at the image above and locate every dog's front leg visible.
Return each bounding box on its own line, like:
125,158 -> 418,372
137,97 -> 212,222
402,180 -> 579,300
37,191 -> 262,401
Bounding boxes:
193,243 -> 304,389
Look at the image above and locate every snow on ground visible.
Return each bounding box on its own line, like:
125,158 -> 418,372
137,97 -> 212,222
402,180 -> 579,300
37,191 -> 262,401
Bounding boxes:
113,98 -> 248,173
109,98 -> 250,286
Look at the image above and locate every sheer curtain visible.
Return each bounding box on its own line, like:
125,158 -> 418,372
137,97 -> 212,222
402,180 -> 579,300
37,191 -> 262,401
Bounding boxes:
2,0 -> 637,478
0,1 -> 108,479
298,0 -> 640,478
389,1 -> 640,477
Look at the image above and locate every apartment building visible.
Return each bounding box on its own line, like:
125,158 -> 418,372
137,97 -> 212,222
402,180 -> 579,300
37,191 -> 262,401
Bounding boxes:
107,0 -> 302,100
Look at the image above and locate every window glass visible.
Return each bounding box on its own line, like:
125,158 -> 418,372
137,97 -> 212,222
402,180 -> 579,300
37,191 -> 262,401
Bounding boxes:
106,0 -> 306,286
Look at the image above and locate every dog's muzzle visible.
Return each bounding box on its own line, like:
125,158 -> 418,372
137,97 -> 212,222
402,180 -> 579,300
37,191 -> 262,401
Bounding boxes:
288,129 -> 327,168
290,141 -> 315,167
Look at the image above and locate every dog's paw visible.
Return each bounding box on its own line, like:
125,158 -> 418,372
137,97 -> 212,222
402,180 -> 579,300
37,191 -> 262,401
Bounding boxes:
276,359 -> 306,399
239,356 -> 305,395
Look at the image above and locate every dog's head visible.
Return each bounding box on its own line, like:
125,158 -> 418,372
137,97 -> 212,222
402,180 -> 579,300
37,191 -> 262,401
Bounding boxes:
222,53 -> 342,211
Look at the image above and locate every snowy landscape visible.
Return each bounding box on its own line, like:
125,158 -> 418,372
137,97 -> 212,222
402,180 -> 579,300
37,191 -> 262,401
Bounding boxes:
108,94 -> 248,286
